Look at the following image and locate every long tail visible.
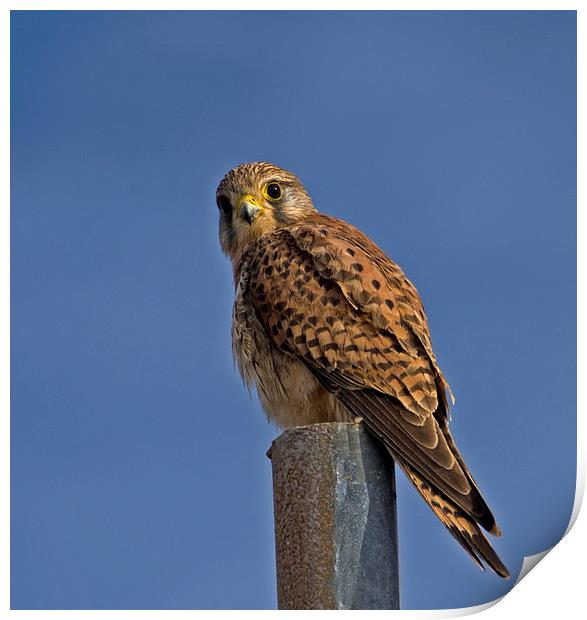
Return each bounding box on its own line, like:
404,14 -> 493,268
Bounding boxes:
399,459 -> 510,578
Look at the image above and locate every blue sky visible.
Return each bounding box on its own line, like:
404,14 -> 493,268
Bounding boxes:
11,10 -> 576,610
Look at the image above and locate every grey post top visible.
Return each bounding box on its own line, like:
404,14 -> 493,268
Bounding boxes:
268,422 -> 399,610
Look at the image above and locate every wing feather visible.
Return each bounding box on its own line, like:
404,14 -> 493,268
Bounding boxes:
241,213 -> 506,575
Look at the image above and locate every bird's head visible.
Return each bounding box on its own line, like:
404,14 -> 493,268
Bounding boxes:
216,161 -> 316,263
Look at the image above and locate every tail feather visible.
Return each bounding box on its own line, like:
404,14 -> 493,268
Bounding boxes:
437,418 -> 502,537
400,459 -> 510,579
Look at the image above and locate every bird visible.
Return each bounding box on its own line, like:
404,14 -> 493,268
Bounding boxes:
216,161 -> 509,579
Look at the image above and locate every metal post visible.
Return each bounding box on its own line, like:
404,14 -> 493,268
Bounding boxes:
268,422 -> 399,610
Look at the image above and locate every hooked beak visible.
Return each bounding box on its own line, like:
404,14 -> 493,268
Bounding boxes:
238,194 -> 263,225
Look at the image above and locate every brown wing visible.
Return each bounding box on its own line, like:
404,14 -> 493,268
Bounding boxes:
243,213 -> 508,577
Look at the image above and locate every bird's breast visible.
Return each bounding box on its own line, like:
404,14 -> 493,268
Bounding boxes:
232,275 -> 348,429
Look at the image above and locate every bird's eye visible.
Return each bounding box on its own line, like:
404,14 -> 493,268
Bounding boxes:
216,195 -> 232,215
263,182 -> 282,201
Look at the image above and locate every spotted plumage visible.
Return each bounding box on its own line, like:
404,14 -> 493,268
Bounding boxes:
217,161 -> 509,578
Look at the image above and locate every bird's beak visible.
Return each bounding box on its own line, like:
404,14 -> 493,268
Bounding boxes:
238,194 -> 263,225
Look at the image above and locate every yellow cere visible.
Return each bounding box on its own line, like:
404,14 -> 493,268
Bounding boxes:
238,194 -> 264,209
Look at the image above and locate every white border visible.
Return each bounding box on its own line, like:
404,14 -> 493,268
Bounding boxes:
3,2 -> 581,617
1,1 -> 585,9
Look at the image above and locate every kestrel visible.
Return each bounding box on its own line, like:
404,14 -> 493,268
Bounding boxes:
217,161 -> 509,578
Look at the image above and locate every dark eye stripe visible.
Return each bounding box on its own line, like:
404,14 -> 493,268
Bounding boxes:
216,195 -> 232,215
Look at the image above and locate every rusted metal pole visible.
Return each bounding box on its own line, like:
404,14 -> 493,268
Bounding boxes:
268,422 -> 399,610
